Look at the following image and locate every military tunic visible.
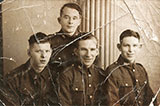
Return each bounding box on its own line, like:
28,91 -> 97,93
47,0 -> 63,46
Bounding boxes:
4,60 -> 59,106
101,55 -> 157,106
58,62 -> 105,106
49,29 -> 80,72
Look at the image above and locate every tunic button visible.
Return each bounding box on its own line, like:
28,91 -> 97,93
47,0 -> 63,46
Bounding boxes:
89,84 -> 91,87
136,79 -> 138,82
144,81 -> 147,84
58,57 -> 61,60
90,95 -> 93,98
88,74 -> 91,77
75,88 -> 78,91
133,69 -> 135,72
62,35 -> 65,38
125,83 -> 128,86
78,65 -> 81,69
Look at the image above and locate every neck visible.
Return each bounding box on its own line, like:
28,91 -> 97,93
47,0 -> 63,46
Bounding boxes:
65,32 -> 74,36
30,59 -> 44,73
61,29 -> 76,36
121,55 -> 135,64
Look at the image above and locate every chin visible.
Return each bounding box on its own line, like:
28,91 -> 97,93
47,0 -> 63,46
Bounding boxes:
67,29 -> 75,33
85,63 -> 92,68
38,66 -> 45,71
128,59 -> 134,63
35,69 -> 43,73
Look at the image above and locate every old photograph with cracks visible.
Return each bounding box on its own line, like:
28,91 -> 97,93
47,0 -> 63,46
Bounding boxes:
0,0 -> 160,106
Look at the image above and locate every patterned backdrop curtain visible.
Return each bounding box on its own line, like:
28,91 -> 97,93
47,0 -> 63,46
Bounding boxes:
78,0 -> 118,69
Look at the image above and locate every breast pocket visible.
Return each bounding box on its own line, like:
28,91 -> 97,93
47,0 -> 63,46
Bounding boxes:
119,82 -> 135,105
136,78 -> 147,98
71,82 -> 85,105
138,76 -> 147,87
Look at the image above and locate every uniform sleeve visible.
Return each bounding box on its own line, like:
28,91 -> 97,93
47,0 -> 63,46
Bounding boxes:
2,74 -> 21,106
102,68 -> 121,106
58,72 -> 72,106
142,67 -> 158,106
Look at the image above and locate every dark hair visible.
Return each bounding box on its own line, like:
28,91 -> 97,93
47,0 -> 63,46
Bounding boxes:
75,32 -> 98,48
119,29 -> 140,43
60,3 -> 82,16
28,32 -> 50,46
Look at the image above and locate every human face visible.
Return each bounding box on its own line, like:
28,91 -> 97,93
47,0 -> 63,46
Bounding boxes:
76,38 -> 99,68
59,7 -> 81,36
29,42 -> 52,73
118,36 -> 140,63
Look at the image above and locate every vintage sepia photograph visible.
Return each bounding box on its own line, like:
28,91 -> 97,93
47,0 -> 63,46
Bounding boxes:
0,0 -> 160,105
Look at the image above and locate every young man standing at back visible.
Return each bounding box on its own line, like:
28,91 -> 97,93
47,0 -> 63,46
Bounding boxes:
49,3 -> 82,73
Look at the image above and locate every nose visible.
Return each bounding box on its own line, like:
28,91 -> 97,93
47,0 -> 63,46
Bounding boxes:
41,51 -> 47,58
86,50 -> 91,57
68,17 -> 73,24
129,46 -> 133,52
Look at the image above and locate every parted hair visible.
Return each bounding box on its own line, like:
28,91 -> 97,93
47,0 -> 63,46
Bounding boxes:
74,32 -> 98,48
119,29 -> 140,43
28,32 -> 50,46
60,3 -> 82,16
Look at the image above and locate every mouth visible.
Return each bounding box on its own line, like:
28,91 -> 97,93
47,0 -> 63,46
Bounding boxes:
84,59 -> 93,62
127,54 -> 134,57
67,26 -> 74,28
40,60 -> 47,64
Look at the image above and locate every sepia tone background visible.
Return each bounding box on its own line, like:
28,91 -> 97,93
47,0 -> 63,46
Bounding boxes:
1,0 -> 160,103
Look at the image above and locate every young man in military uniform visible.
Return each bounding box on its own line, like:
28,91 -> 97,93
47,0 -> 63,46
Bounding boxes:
2,32 -> 59,106
49,3 -> 82,73
101,29 -> 157,106
58,33 -> 105,106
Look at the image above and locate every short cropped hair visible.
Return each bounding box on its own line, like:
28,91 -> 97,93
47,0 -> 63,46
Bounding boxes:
75,32 -> 98,48
28,32 -> 50,46
60,3 -> 82,16
119,29 -> 140,43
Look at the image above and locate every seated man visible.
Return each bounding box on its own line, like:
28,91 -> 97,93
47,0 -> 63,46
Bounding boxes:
101,29 -> 157,106
3,32 -> 59,106
58,33 -> 105,106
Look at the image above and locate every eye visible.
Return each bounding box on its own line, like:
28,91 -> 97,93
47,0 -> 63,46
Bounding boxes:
45,50 -> 51,53
73,16 -> 78,20
35,50 -> 41,53
133,44 -> 138,47
80,48 -> 87,51
63,15 -> 69,19
123,44 -> 129,47
91,48 -> 96,51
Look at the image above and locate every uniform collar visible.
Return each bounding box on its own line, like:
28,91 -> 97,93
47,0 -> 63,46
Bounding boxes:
56,29 -> 80,39
76,62 -> 95,75
27,59 -> 49,80
117,55 -> 136,70
23,59 -> 32,72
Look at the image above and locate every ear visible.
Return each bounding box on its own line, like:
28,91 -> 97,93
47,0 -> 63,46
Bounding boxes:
117,43 -> 121,51
139,43 -> 143,49
74,48 -> 79,56
57,17 -> 61,24
77,18 -> 81,26
96,48 -> 99,56
27,49 -> 31,56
